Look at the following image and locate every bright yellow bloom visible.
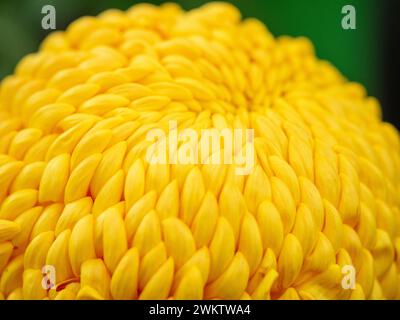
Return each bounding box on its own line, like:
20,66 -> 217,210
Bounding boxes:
0,2 -> 399,300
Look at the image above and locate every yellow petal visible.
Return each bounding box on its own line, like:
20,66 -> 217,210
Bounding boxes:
338,173 -> 360,226
238,213 -> 263,276
92,170 -> 124,217
69,215 -> 96,276
0,189 -> 38,220
370,279 -> 384,300
303,232 -> 335,273
10,161 -> 45,193
297,264 -> 343,300
208,217 -> 235,282
30,203 -> 63,238
174,266 -> 204,300
162,217 -> 196,269
57,83 -> 100,106
139,242 -> 167,291
79,94 -> 129,115
23,135 -> 57,163
270,177 -> 296,233
12,206 -> 42,252
251,268 -> 278,300
269,155 -> 300,204
0,255 -> 24,296
124,190 -> 157,242
191,191 -> 219,248
22,269 -> 47,300
149,82 -> 193,100
145,162 -> 170,194
90,141 -> 126,197
0,219 -> 21,242
0,161 -> 24,203
46,229 -> 74,284
81,259 -> 111,299
139,258 -> 174,300
371,229 -> 394,278
247,248 -> 277,294
256,201 -> 283,255
0,242 -> 13,273
201,161 -> 228,196
6,287 -> 23,300
299,177 -> 324,230
45,120 -> 94,160
24,231 -> 54,269
205,252 -> 249,299
218,181 -> 246,241
376,200 -> 396,239
244,165 -> 271,213
54,284 -> 79,300
103,207 -> 128,272
180,167 -> 205,225
55,197 -> 92,236
124,159 -> 145,210
322,200 -> 343,252
174,247 -> 210,292
277,234 -> 303,289
292,203 -> 317,257
132,210 -> 161,256
279,287 -> 301,300
110,248 -> 139,300
288,135 -> 313,180
70,129 -> 112,170
379,263 -> 398,299
350,283 -> 366,300
39,154 -> 70,203
29,103 -> 75,134
64,153 -> 102,203
314,145 -> 339,206
76,285 -> 104,300
357,248 -> 374,298
155,180 -> 179,220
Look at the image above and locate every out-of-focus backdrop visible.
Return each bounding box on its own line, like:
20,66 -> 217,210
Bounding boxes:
0,0 -> 398,128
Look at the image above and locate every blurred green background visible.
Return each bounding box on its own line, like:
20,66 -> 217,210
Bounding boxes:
0,0 -> 382,99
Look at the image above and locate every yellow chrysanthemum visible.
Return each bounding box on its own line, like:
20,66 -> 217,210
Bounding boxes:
0,2 -> 399,300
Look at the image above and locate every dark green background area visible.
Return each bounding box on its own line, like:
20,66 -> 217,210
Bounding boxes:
0,0 -> 381,99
